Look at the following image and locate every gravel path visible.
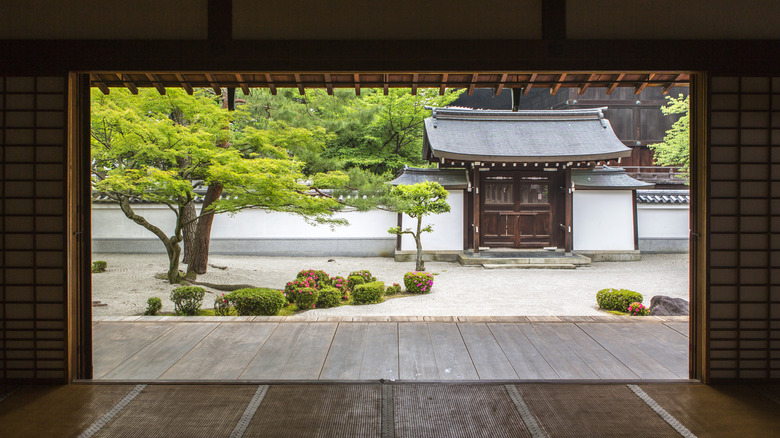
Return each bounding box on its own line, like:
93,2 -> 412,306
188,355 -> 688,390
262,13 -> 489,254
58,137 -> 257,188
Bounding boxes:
92,253 -> 688,317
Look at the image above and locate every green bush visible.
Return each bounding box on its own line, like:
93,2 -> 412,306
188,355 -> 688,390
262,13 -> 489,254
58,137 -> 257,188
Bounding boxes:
627,301 -> 650,316
331,276 -> 347,292
296,269 -> 331,288
227,288 -> 285,316
346,275 -> 366,291
91,260 -> 107,273
404,272 -> 434,294
214,293 -> 232,316
385,283 -> 402,295
144,297 -> 162,316
596,288 -> 644,312
317,286 -> 342,308
353,281 -> 385,304
349,270 -> 376,283
295,287 -> 320,310
170,286 -> 205,315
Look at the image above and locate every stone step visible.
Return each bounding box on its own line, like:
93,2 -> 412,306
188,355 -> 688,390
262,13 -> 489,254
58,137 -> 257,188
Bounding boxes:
458,253 -> 591,266
482,263 -> 577,269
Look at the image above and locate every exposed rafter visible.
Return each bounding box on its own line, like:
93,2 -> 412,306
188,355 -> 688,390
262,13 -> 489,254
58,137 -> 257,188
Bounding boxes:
324,73 -> 333,95
523,73 -> 538,95
353,73 -> 360,95
205,73 -> 221,95
467,74 -> 476,95
634,73 -> 657,95
294,74 -> 304,95
146,73 -> 166,95
235,74 -> 251,96
662,74 -> 685,94
606,73 -> 626,95
411,73 -> 418,95
383,74 -> 389,95
91,74 -> 110,95
439,73 -> 448,95
550,73 -> 567,95
175,73 -> 193,95
264,74 -> 277,95
121,74 -> 138,95
578,73 -> 598,95
495,73 -> 508,96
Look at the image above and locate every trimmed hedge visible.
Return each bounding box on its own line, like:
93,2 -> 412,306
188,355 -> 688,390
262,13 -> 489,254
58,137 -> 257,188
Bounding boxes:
144,297 -> 162,316
346,275 -> 366,291
353,281 -> 385,304
91,260 -> 107,273
317,286 -> 342,308
385,283 -> 402,295
349,270 -> 376,283
170,286 -> 205,315
596,288 -> 644,312
296,269 -> 332,288
227,288 -> 285,316
295,287 -> 320,310
404,271 -> 434,294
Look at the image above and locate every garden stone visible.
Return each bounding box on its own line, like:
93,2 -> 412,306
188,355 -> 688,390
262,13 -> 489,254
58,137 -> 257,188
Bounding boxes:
649,295 -> 689,316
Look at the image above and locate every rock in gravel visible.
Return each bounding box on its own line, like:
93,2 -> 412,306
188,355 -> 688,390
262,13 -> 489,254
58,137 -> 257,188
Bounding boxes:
649,296 -> 689,316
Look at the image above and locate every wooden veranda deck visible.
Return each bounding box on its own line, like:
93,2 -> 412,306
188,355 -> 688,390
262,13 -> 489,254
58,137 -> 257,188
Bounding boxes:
91,317 -> 690,382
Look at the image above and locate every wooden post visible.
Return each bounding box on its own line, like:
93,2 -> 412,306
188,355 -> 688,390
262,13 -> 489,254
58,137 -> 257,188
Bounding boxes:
396,213 -> 403,251
632,190 -> 639,250
564,167 -> 573,253
473,166 -> 480,253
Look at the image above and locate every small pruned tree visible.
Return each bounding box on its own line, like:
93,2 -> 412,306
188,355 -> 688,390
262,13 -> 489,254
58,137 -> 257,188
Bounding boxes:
387,181 -> 450,271
648,94 -> 689,182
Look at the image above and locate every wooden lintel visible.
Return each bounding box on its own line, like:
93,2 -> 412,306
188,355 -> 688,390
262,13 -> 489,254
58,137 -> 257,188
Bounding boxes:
294,73 -> 305,95
439,73 -> 448,95
324,73 -> 333,95
411,73 -> 418,95
383,74 -> 389,95
235,74 -> 251,96
121,74 -> 138,95
606,73 -> 625,95
90,74 -> 110,95
205,73 -> 221,95
264,74 -> 277,95
146,73 -> 166,95
550,73 -> 566,95
523,73 -> 537,95
495,73 -> 508,96
353,73 -> 360,95
579,73 -> 597,95
175,73 -> 194,95
662,74 -> 684,94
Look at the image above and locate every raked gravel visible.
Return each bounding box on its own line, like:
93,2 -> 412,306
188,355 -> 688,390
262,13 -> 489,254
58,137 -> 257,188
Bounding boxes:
91,253 -> 689,317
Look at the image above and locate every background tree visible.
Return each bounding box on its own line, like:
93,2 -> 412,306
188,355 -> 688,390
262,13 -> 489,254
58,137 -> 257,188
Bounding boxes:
648,94 -> 690,181
387,181 -> 451,271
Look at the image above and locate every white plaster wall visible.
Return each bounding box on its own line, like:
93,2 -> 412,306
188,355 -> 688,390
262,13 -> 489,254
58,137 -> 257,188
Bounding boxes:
92,204 -> 177,238
637,204 -> 690,239
400,190 -> 464,251
572,190 -> 635,251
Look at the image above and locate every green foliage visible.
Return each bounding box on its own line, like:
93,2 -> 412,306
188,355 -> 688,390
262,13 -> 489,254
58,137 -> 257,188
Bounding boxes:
385,283 -> 402,295
214,293 -> 232,316
648,94 -> 689,181
296,269 -> 332,288
316,286 -> 342,308
404,272 -> 434,294
170,286 -> 205,315
348,270 -> 376,283
294,287 -> 320,310
144,297 -> 162,316
91,260 -> 107,273
346,275 -> 366,291
331,276 -> 347,292
596,288 -> 644,312
227,288 -> 286,316
352,281 -> 385,304
627,301 -> 650,316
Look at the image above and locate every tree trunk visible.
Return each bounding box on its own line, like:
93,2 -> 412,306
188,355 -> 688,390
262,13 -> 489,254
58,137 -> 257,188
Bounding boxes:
415,217 -> 425,271
181,199 -> 197,264
165,239 -> 183,283
187,182 -> 223,275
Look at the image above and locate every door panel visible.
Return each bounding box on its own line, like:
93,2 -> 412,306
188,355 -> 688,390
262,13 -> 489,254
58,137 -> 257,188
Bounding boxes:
480,173 -> 554,248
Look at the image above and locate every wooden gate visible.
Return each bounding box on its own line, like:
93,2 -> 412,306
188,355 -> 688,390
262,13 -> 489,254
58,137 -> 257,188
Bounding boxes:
480,173 -> 553,248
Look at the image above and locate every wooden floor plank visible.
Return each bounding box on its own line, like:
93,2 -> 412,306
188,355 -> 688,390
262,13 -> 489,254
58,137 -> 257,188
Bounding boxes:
92,322 -> 175,379
398,323 -> 438,380
489,323 -> 558,379
517,323 -> 599,379
278,323 -> 338,380
360,323 -> 399,380
99,323 -> 218,380
664,322 -> 690,337
608,323 -> 689,379
535,323 -> 639,379
427,323 -> 479,380
239,323 -> 309,380
458,323 -> 518,380
630,322 -> 689,357
578,323 -> 679,379
320,323 -> 368,380
159,323 -> 277,380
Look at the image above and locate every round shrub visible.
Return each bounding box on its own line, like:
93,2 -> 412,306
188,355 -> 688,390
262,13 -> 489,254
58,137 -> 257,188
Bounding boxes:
296,269 -> 331,288
214,293 -> 232,316
294,287 -> 320,310
91,260 -> 107,273
627,301 -> 650,316
349,270 -> 376,283
385,283 -> 402,295
170,286 -> 205,315
404,272 -> 434,294
596,288 -> 644,312
316,286 -> 342,308
144,297 -> 162,316
346,275 -> 366,291
227,288 -> 285,316
353,281 -> 385,304
331,276 -> 347,292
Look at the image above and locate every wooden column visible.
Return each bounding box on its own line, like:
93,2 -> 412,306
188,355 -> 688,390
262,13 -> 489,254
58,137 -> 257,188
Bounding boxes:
472,166 -> 480,253
396,213 -> 403,251
564,167 -> 573,253
632,190 -> 639,250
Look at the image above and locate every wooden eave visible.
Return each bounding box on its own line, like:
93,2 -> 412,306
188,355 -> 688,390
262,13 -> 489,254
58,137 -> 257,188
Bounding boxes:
89,72 -> 690,95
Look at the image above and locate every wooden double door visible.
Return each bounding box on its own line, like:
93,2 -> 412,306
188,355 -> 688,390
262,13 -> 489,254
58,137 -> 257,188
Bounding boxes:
480,172 -> 555,248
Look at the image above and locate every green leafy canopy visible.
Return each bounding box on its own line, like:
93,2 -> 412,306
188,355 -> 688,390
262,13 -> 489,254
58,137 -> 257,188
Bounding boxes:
648,94 -> 689,181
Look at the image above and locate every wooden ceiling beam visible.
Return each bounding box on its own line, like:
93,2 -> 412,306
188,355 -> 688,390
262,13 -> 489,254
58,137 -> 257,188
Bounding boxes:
439,73 -> 448,95
235,74 -> 251,96
146,73 -> 166,95
578,73 -> 597,95
294,73 -> 305,95
91,74 -> 110,95
205,73 -> 221,95
175,73 -> 194,95
550,73 -> 567,95
606,73 -> 625,95
121,74 -> 138,95
353,73 -> 360,95
495,73 -> 508,96
264,74 -> 277,95
324,73 -> 333,95
523,73 -> 537,95
662,74 -> 684,94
